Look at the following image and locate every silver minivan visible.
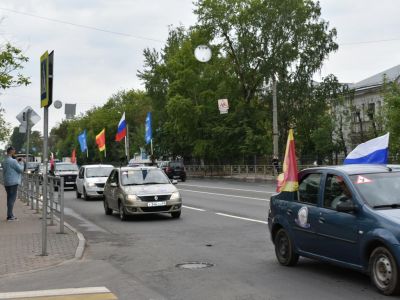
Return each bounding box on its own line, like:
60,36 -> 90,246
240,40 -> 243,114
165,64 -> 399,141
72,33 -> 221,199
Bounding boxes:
103,166 -> 182,221
76,164 -> 114,200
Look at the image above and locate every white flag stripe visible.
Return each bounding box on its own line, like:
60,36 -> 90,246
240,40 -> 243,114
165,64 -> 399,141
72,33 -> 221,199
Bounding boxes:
346,133 -> 389,159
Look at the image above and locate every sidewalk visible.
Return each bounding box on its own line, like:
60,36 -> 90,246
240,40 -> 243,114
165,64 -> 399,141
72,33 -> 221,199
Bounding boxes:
0,185 -> 79,277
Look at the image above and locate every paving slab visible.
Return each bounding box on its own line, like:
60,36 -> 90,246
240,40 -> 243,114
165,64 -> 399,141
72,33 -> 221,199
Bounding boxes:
0,185 -> 79,277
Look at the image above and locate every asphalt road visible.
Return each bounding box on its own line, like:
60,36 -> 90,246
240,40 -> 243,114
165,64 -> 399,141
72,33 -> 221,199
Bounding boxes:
0,179 -> 389,300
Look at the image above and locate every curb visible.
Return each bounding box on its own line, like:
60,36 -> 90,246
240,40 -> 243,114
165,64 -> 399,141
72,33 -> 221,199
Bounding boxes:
53,215 -> 86,259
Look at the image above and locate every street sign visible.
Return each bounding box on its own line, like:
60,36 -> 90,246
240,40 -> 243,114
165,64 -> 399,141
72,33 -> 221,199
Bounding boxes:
19,125 -> 26,133
218,99 -> 229,114
40,50 -> 54,107
16,106 -> 41,126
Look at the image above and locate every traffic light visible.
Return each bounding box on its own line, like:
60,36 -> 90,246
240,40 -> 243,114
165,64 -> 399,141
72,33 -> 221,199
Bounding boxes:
22,112 -> 26,122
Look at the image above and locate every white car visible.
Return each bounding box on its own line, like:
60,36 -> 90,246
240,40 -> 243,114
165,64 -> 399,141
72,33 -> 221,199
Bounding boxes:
76,164 -> 114,200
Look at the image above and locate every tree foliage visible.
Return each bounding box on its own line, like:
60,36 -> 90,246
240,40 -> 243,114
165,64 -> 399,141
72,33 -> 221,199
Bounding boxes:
52,0 -> 343,165
0,42 -> 30,90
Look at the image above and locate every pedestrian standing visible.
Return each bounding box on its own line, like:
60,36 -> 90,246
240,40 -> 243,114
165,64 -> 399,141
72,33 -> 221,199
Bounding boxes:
2,146 -> 24,221
272,156 -> 280,175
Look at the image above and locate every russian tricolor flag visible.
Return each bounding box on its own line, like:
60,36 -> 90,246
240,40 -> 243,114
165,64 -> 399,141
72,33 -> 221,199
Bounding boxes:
115,112 -> 127,142
344,133 -> 389,164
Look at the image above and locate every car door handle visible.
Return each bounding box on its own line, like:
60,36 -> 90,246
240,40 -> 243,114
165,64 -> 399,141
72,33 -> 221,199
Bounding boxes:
319,217 -> 326,224
287,209 -> 293,216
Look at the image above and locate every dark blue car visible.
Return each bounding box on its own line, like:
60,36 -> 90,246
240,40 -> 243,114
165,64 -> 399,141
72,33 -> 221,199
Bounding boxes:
268,164 -> 400,295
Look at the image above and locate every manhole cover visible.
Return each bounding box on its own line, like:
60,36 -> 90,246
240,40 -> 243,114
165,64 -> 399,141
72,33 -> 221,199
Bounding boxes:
176,262 -> 214,270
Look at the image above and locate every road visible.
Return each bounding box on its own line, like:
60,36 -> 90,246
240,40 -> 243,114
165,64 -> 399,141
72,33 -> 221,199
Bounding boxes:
0,179 -> 387,299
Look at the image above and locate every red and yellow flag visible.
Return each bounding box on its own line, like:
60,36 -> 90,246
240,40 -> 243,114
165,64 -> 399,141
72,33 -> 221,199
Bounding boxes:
276,129 -> 299,192
96,128 -> 106,152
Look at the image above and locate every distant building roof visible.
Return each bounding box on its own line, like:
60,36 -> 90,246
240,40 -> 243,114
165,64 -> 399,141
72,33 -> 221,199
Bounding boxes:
349,65 -> 400,90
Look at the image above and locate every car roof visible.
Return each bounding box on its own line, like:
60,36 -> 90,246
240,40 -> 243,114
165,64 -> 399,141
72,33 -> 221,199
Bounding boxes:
118,166 -> 159,171
301,164 -> 400,175
82,164 -> 113,168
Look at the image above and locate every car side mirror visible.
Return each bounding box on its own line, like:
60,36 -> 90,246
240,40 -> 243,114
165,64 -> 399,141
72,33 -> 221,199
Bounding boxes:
111,182 -> 118,187
172,179 -> 178,185
336,201 -> 357,213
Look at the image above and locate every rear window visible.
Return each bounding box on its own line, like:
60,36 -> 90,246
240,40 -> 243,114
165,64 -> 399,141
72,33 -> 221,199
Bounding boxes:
350,172 -> 400,208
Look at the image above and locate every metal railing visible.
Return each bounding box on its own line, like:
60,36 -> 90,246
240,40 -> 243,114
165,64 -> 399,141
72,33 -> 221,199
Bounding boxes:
185,164 -> 316,179
1,171 -> 65,255
18,173 -> 65,234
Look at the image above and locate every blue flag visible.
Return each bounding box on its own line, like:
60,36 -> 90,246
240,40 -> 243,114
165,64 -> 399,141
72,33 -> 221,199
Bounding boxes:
78,130 -> 88,152
145,112 -> 152,144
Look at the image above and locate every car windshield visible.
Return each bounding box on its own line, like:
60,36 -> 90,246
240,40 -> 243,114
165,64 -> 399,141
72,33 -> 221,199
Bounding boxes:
86,167 -> 113,178
56,164 -> 79,171
121,169 -> 170,186
350,172 -> 400,208
170,162 -> 183,168
27,162 -> 39,169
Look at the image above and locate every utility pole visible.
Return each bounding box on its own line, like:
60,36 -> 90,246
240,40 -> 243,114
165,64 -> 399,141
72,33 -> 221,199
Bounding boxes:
25,109 -> 31,163
272,76 -> 279,158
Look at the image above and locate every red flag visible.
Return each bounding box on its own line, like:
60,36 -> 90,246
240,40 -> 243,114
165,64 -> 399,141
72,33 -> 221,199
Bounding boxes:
71,149 -> 76,164
276,129 -> 299,192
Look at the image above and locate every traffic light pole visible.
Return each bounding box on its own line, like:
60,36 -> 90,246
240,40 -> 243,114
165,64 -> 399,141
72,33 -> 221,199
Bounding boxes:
41,106 -> 48,256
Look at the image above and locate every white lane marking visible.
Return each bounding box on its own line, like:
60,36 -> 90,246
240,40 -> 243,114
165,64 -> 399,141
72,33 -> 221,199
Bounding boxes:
179,183 -> 275,194
216,212 -> 268,224
183,205 -> 206,211
0,287 -> 112,299
179,188 -> 270,202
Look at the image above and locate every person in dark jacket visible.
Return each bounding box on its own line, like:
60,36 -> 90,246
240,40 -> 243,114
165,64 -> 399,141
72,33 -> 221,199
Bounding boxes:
2,146 -> 24,221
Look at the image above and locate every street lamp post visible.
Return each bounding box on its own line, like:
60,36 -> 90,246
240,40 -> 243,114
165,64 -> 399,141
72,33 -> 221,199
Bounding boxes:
272,76 -> 279,158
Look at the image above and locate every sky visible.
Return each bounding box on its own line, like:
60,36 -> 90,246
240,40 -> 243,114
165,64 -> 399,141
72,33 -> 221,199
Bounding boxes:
0,0 -> 400,138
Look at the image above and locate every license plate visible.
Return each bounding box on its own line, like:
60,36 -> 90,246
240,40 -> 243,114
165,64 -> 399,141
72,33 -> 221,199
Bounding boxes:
148,201 -> 166,207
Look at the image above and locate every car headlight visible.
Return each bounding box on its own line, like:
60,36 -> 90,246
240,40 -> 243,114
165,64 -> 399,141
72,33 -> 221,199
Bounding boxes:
126,194 -> 139,203
170,191 -> 181,200
87,182 -> 96,187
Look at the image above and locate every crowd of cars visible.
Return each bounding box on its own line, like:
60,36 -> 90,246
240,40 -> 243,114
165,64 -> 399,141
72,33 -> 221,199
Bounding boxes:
28,160 -> 186,220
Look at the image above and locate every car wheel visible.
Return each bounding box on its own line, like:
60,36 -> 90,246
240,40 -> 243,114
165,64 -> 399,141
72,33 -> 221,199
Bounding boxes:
76,189 -> 81,198
274,228 -> 299,266
171,211 -> 181,219
181,177 -> 186,182
83,188 -> 90,201
104,199 -> 112,215
119,201 -> 128,221
370,246 -> 400,295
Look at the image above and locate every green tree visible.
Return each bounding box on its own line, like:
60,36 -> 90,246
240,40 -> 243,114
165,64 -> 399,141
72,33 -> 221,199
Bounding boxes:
382,80 -> 400,157
0,42 -> 31,143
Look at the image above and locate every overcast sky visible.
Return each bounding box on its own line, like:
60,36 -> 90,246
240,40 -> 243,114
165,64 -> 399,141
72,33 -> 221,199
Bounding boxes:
0,0 -> 400,137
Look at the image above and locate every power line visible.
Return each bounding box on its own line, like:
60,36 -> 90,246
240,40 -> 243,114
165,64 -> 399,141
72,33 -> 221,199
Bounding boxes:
0,7 -> 164,43
340,38 -> 400,46
1,7 -> 399,47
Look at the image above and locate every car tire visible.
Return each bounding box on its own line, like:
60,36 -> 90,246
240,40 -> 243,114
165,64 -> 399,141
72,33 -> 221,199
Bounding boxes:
369,246 -> 400,295
104,199 -> 112,215
181,177 -> 186,182
119,201 -> 128,221
76,189 -> 81,198
171,211 -> 181,219
83,188 -> 90,201
274,228 -> 299,266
